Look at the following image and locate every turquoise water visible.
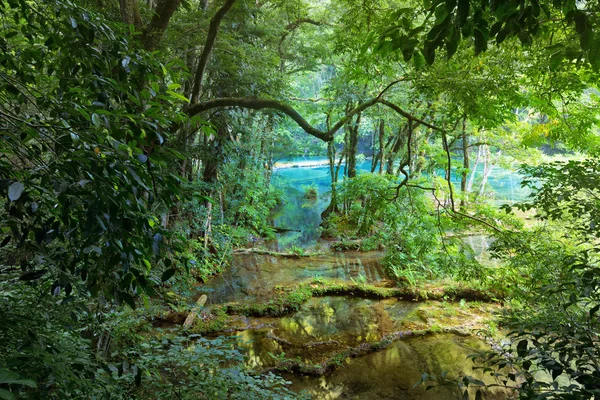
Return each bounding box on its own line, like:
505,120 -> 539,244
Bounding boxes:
275,158 -> 528,202
270,158 -> 529,248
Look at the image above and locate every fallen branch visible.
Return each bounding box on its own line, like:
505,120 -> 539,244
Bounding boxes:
263,327 -> 474,376
183,294 -> 207,328
233,248 -> 324,257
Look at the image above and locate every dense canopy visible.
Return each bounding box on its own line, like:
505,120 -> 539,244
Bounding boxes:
1,0 -> 600,399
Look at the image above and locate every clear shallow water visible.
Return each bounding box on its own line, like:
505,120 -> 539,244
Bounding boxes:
198,158 -> 517,398
274,158 -> 529,202
288,334 -> 508,400
221,296 -> 507,399
271,158 -> 529,249
198,252 -> 386,304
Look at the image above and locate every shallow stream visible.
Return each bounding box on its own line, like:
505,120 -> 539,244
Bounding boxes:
196,162 -> 517,399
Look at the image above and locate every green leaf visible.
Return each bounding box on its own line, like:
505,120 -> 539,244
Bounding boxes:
517,339 -> 528,357
91,113 -> 101,127
413,50 -> 426,69
120,292 -> 136,309
161,268 -> 176,282
579,28 -> 592,51
549,51 -> 564,70
0,389 -> 14,400
435,4 -> 449,21
551,366 -> 563,380
0,236 -> 11,247
8,181 -> 24,201
474,27 -> 488,54
0,369 -> 37,388
457,0 -> 470,25
127,167 -> 148,190
166,90 -> 190,103
423,41 -> 436,64
588,36 -> 600,71
19,270 -> 47,281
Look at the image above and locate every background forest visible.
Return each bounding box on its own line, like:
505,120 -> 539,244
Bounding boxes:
1,0 -> 599,398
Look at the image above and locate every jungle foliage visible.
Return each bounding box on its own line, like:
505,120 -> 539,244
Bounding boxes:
1,0 -> 600,398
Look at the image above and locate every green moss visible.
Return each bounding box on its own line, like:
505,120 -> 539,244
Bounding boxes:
265,329 -> 452,377
217,279 -> 499,321
189,307 -> 231,334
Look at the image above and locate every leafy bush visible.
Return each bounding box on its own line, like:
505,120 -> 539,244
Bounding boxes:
326,173 -> 489,285
459,159 -> 600,399
100,322 -> 300,400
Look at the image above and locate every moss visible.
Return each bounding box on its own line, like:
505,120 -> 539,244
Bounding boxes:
217,279 -> 500,321
188,307 -> 231,334
264,328 -> 464,377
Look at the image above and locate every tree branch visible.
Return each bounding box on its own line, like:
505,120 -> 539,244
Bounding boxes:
142,0 -> 182,51
376,99 -> 443,132
185,96 -> 443,142
185,98 -> 334,141
289,97 -> 333,102
190,0 -> 237,103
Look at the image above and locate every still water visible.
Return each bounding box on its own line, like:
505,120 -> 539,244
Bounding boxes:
198,158 -> 515,399
271,157 -> 528,249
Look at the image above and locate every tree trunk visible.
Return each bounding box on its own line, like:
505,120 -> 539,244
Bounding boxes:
371,119 -> 385,173
142,0 -> 182,51
479,146 -> 501,195
119,0 -> 143,31
321,141 -> 340,221
190,0 -> 238,103
460,115 -> 468,208
386,124 -> 406,174
467,145 -> 482,192
347,112 -> 361,178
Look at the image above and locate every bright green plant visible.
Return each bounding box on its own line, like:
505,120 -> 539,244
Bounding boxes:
0,0 -> 196,396
102,329 -> 299,400
453,159 -> 600,399
287,245 -> 305,256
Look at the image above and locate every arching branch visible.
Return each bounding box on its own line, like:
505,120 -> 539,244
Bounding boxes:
184,96 -> 443,142
185,98 -> 335,141
190,0 -> 237,103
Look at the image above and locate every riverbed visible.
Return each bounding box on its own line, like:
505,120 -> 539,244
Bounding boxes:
194,161 -> 517,399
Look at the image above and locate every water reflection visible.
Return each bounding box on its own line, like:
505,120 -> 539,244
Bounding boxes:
230,297 -> 420,366
288,335 -> 508,400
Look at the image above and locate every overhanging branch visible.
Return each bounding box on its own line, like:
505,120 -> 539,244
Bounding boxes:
184,96 -> 443,142
190,0 -> 237,103
185,98 -> 333,141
